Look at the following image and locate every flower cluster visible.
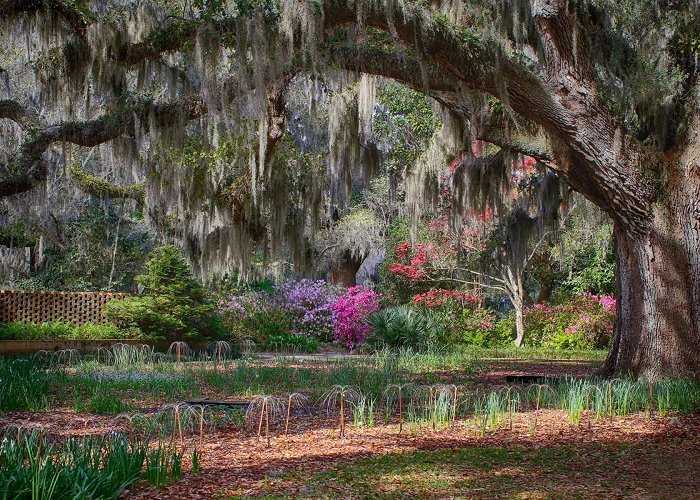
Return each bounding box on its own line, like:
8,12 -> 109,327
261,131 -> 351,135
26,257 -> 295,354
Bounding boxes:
389,242 -> 457,282
583,292 -> 616,312
413,289 -> 478,308
220,291 -> 271,319
524,294 -> 615,349
275,279 -> 339,339
331,286 -> 382,348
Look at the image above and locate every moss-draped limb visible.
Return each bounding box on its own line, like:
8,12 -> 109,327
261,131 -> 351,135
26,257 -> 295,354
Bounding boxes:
0,100 -> 42,131
0,95 -> 206,198
69,164 -> 145,203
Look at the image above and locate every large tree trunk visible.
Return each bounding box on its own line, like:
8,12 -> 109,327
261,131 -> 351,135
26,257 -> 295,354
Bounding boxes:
602,190 -> 700,378
331,250 -> 363,288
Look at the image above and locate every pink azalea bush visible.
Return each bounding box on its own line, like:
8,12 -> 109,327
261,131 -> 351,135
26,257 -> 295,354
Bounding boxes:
331,286 -> 382,348
524,293 -> 616,349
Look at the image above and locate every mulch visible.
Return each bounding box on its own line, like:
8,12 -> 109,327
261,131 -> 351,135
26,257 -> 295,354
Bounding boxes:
118,411 -> 700,498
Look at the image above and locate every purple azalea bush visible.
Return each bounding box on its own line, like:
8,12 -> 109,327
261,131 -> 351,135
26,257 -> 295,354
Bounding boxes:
275,279 -> 339,339
220,290 -> 272,319
331,286 -> 382,348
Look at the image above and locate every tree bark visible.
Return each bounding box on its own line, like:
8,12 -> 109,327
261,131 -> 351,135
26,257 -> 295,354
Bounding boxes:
504,265 -> 527,347
331,250 -> 363,288
602,193 -> 700,378
513,297 -> 526,348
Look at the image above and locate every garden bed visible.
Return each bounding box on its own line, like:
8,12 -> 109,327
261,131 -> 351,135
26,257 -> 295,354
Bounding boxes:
0,339 -> 213,355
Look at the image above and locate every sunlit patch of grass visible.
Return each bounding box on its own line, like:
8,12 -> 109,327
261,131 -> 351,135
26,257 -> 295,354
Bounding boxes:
262,440 -> 699,499
265,447 -> 529,498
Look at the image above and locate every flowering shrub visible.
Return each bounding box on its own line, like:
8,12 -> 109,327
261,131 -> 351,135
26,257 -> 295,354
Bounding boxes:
332,286 -> 382,348
219,279 -> 339,344
219,290 -> 293,343
275,279 -> 338,339
220,279 -> 389,347
388,242 -> 455,282
220,290 -> 272,319
413,289 -> 478,308
524,293 -> 616,349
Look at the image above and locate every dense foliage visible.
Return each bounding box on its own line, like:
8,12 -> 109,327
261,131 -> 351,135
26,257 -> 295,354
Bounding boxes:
105,245 -> 224,340
524,293 -> 616,350
12,205 -> 150,292
0,431 -> 182,498
220,279 -> 379,349
332,285 -> 382,348
0,321 -> 139,340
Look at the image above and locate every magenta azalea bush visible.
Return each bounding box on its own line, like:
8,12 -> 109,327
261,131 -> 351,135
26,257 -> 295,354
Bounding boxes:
331,286 -> 382,348
524,293 -> 616,349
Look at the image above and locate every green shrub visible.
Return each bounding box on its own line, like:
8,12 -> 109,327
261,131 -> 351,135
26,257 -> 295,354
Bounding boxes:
0,321 -> 137,340
267,334 -> 319,352
71,323 -> 131,339
453,308 -> 514,347
242,309 -> 295,344
547,330 -> 588,350
524,294 -> 614,349
105,245 -> 224,340
366,305 -> 445,348
0,321 -> 71,340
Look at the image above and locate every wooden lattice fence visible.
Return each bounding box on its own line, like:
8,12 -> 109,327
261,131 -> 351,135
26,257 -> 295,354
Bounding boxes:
0,290 -> 129,325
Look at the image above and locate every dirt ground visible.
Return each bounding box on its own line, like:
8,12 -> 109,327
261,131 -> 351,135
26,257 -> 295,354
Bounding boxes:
4,408 -> 697,499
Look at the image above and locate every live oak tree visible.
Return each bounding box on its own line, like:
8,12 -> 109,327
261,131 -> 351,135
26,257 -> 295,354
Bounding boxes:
1,0 -> 700,377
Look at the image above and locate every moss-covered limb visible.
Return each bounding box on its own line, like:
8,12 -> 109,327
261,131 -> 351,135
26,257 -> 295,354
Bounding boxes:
324,39 -> 454,93
0,162 -> 48,199
69,164 -> 145,203
0,0 -> 91,36
0,94 -> 206,199
327,0 -> 654,233
323,37 -> 553,165
48,93 -> 207,146
322,0 -> 513,97
472,107 -> 554,164
0,100 -> 42,131
52,15 -> 237,75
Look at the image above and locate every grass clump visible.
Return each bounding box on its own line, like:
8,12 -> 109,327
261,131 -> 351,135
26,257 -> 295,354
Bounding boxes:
0,359 -> 49,413
0,431 -> 182,498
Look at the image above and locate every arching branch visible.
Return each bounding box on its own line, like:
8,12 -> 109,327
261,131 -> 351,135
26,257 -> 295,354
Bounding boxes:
0,100 -> 41,130
69,164 -> 145,203
0,94 -> 206,198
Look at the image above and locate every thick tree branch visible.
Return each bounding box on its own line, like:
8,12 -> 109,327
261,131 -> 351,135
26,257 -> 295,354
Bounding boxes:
322,0 -> 656,235
0,100 -> 41,130
69,164 -> 145,203
0,95 -> 206,198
